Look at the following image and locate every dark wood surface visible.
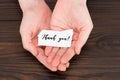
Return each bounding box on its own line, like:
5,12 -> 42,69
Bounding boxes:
0,0 -> 120,80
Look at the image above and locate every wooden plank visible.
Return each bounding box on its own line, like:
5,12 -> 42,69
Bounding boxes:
0,20 -> 120,79
0,0 -> 120,80
0,21 -> 21,42
0,0 -> 56,20
0,43 -> 120,80
0,0 -> 120,20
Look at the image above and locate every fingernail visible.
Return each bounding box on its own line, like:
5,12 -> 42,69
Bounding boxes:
59,68 -> 66,72
51,68 -> 57,72
76,49 -> 81,55
76,52 -> 80,55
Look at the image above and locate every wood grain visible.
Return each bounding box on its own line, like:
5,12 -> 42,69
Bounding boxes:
0,0 -> 120,80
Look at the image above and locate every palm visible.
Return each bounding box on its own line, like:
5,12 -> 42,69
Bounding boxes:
19,0 -> 58,71
19,0 -> 69,71
51,0 -> 92,37
46,0 -> 93,68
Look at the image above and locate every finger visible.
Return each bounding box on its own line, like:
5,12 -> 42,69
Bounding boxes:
61,47 -> 75,64
45,46 -> 53,56
36,48 -> 57,71
47,47 -> 59,63
58,63 -> 67,71
52,48 -> 67,67
75,26 -> 93,55
72,32 -> 79,41
66,62 -> 70,68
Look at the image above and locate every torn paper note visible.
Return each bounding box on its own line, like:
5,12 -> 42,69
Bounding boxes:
38,29 -> 73,47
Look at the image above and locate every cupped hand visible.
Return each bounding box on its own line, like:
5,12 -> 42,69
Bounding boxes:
19,0 -> 68,71
45,0 -> 93,70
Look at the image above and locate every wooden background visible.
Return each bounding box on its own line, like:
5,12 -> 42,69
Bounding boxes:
0,0 -> 120,80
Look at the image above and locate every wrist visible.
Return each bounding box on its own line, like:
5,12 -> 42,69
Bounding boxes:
72,0 -> 86,3
19,0 -> 45,13
57,0 -> 86,6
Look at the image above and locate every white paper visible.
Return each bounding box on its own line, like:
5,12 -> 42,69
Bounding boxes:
38,29 -> 73,47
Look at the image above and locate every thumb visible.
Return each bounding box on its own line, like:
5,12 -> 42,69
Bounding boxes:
21,32 -> 38,57
75,27 -> 93,55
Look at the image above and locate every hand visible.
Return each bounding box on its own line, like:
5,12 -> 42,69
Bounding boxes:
45,0 -> 93,70
19,0 -> 69,71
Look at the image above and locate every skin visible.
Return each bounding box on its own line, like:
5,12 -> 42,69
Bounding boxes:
45,0 -> 93,69
18,0 -> 69,71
